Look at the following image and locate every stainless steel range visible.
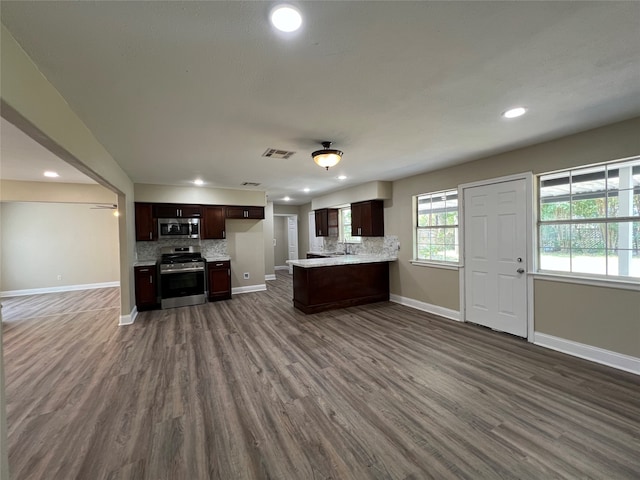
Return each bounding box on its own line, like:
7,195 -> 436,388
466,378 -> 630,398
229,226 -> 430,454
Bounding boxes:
159,246 -> 206,309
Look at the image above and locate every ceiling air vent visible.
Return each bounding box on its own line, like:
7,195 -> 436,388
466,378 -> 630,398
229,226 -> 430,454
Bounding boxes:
241,182 -> 261,187
262,148 -> 296,159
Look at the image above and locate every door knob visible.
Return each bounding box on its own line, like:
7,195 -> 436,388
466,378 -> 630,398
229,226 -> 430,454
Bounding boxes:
517,268 -> 525,274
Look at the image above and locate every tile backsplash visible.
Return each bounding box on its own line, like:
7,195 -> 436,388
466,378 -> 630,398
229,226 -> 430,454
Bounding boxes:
320,235 -> 399,257
136,239 -> 228,261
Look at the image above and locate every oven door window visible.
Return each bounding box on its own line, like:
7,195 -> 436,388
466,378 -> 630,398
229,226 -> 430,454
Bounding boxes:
161,271 -> 205,298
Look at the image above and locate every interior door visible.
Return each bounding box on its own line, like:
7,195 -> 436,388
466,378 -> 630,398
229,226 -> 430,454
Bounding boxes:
288,216 -> 298,274
464,178 -> 528,337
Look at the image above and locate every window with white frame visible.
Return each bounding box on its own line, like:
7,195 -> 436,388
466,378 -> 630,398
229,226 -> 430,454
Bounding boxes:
339,207 -> 361,243
538,157 -> 640,280
415,190 -> 459,263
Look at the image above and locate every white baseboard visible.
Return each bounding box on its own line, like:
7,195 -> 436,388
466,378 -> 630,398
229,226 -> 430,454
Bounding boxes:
232,284 -> 267,295
265,274 -> 277,281
389,294 -> 461,322
274,266 -> 289,271
534,332 -> 640,375
119,306 -> 137,326
0,281 -> 120,298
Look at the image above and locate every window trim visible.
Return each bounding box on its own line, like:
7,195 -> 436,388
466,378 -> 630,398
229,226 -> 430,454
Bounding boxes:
536,157 -> 640,282
414,189 -> 460,265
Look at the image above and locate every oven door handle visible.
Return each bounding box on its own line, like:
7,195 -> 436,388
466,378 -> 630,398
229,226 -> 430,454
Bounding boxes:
160,268 -> 205,274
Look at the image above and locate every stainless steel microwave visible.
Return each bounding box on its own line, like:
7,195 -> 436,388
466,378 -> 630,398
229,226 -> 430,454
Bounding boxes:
157,218 -> 200,240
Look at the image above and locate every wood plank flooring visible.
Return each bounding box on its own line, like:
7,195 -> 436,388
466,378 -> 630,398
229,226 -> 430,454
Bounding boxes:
2,272 -> 639,479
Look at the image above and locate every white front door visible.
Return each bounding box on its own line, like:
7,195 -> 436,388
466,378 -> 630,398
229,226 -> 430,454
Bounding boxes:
464,178 -> 528,337
287,216 -> 298,274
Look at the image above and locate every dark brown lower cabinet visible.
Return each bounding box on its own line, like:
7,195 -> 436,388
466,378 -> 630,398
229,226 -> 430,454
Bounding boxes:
207,261 -> 232,301
134,265 -> 158,310
292,262 -> 389,314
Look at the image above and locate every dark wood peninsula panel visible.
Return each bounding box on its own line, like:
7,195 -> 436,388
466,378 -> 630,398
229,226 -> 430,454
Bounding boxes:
292,262 -> 390,314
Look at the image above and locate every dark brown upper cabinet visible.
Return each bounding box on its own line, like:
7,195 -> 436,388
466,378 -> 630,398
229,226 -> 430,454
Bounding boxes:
351,200 -> 384,237
202,206 -> 226,239
135,202 -> 157,241
315,208 -> 338,237
154,204 -> 202,218
225,206 -> 265,219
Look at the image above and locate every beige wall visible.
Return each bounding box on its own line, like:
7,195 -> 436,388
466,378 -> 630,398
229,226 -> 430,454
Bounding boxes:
225,219 -> 265,289
134,183 -> 266,206
0,306 -> 7,480
535,281 -> 639,357
263,202 -> 275,278
312,181 -> 392,210
387,117 -> 640,356
1,202 -> 120,292
273,216 -> 288,266
298,203 -> 312,258
1,25 -> 136,318
0,180 -> 116,204
273,204 -> 300,215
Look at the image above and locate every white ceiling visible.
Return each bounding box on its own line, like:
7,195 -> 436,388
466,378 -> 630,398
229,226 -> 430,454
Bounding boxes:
1,1 -> 639,204
0,118 -> 96,184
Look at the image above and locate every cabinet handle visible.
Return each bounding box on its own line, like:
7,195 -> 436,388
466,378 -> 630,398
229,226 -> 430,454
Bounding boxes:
244,210 -> 248,218
149,275 -> 153,284
149,232 -> 152,240
140,268 -> 149,272
215,263 -> 223,267
223,230 -> 225,239
228,269 -> 230,276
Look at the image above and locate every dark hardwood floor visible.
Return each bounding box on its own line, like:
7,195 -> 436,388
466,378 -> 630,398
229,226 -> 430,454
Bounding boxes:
2,272 -> 639,479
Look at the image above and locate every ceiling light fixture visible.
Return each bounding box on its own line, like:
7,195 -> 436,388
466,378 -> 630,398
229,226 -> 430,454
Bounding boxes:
502,106 -> 527,119
270,5 -> 302,33
44,171 -> 59,178
193,179 -> 204,186
312,141 -> 343,170
337,175 -> 347,180
303,188 -> 310,193
284,196 -> 291,201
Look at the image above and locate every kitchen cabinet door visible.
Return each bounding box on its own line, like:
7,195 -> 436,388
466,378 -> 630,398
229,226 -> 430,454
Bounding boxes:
351,200 -> 384,236
226,206 -> 265,219
314,208 -> 338,237
207,261 -> 231,301
202,206 -> 226,239
154,204 -> 202,218
135,203 -> 157,241
134,266 -> 158,309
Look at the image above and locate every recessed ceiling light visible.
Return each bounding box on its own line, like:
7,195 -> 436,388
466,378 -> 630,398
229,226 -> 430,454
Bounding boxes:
44,171 -> 59,178
193,179 -> 204,186
337,175 -> 347,180
502,107 -> 527,119
303,188 -> 310,193
270,5 -> 302,33
284,196 -> 291,201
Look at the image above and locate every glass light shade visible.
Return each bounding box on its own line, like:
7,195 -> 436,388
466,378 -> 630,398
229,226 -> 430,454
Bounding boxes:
313,151 -> 342,169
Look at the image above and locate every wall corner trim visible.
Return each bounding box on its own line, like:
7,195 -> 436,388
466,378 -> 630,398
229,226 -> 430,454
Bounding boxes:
534,332 -> 640,375
119,306 -> 137,326
389,294 -> 461,322
232,284 -> 267,295
265,274 -> 277,281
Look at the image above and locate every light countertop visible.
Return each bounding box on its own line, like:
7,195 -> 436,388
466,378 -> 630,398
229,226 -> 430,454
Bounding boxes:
288,255 -> 397,269
205,256 -> 231,262
134,260 -> 156,267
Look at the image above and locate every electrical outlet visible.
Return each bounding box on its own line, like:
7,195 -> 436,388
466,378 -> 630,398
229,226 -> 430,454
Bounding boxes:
243,272 -> 250,279
57,274 -> 62,281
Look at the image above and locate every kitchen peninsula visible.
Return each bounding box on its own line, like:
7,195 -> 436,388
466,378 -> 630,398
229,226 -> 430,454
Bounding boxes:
287,255 -> 397,314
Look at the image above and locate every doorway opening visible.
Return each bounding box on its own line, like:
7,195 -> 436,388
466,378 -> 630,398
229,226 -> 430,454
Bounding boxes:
273,214 -> 299,274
